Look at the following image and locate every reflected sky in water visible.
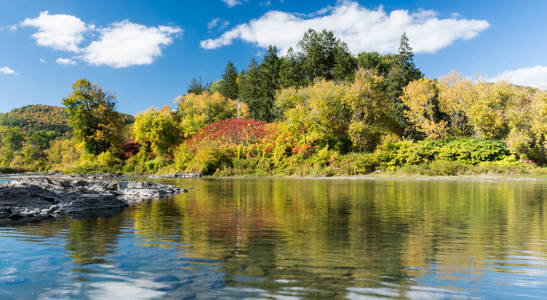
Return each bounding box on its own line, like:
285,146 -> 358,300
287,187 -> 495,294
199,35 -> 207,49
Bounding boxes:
0,178 -> 546,299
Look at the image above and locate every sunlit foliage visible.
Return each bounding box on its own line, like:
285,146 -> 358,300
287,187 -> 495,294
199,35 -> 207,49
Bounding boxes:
174,91 -> 249,138
133,106 -> 181,156
62,79 -> 124,155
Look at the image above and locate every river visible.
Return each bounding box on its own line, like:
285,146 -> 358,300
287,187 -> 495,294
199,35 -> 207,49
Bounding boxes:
0,178 -> 545,299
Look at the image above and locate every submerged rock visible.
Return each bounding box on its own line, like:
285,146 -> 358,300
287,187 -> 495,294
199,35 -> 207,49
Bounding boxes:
0,177 -> 186,223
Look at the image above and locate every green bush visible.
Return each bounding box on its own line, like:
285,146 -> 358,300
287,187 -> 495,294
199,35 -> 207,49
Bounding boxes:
437,137 -> 510,164
332,153 -> 378,175
123,150 -> 149,174
375,137 -> 511,169
75,151 -> 123,173
188,146 -> 233,175
172,144 -> 193,172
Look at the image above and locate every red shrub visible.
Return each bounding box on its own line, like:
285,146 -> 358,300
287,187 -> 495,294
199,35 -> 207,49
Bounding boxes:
122,140 -> 140,158
189,119 -> 271,149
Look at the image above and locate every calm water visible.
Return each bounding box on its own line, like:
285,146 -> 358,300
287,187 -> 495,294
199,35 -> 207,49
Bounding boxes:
0,178 -> 546,299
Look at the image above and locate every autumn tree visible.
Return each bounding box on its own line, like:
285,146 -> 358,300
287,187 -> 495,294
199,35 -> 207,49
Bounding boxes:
467,81 -> 512,139
133,106 -> 182,156
400,78 -> 448,139
62,79 -> 124,155
175,91 -> 248,137
505,89 -> 546,164
347,69 -> 398,151
437,71 -> 475,136
0,126 -> 24,167
276,69 -> 396,153
276,79 -> 351,151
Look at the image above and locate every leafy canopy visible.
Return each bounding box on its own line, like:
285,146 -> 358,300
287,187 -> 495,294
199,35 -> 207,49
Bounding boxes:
62,79 -> 124,155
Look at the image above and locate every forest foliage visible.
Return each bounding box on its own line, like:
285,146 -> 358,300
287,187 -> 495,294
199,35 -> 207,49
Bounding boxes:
0,30 -> 545,176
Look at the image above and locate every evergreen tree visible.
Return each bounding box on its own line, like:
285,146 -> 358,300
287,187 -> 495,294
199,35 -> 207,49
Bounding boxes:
333,43 -> 357,81
357,52 -> 393,77
279,48 -> 303,88
240,47 -> 281,122
187,77 -> 209,95
298,29 -> 356,83
255,46 -> 281,121
239,59 -> 261,117
219,62 -> 239,99
386,33 -> 423,136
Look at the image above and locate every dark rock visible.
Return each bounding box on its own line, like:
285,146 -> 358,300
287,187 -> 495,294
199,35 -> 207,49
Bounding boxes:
0,177 -> 187,223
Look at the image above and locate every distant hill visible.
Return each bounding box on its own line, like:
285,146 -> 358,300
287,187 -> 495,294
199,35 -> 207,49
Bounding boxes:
0,105 -> 71,135
0,104 -> 135,136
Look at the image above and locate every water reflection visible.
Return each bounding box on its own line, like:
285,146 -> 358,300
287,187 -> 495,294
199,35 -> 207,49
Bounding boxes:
0,178 -> 545,299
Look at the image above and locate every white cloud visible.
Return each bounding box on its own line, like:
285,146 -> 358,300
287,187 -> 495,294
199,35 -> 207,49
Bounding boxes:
20,11 -> 90,52
8,24 -> 18,32
0,66 -> 16,75
80,21 -> 182,68
222,0 -> 242,7
40,58 -> 46,63
201,1 -> 490,55
208,18 -> 230,31
490,65 -> 547,90
56,57 -> 77,66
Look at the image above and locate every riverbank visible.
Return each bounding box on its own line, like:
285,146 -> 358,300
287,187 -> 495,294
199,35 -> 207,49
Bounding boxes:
207,173 -> 547,182
2,170 -> 546,181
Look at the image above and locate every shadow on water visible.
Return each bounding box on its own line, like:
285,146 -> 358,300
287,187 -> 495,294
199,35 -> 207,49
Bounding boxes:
0,178 -> 545,299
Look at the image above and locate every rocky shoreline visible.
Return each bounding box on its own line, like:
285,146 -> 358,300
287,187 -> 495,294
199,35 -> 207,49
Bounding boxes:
0,176 -> 187,224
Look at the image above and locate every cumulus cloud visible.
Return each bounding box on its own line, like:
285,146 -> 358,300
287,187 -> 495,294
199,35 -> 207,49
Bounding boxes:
201,1 -> 490,54
56,57 -> 77,66
80,21 -> 182,68
0,66 -> 16,75
490,65 -> 547,90
20,11 -> 90,52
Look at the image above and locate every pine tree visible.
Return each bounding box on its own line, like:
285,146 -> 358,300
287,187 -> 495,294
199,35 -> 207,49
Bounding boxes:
279,48 -> 303,88
187,77 -> 208,95
239,59 -> 261,115
298,29 -> 356,83
333,42 -> 357,81
240,47 -> 281,122
386,33 -> 424,136
219,62 -> 239,99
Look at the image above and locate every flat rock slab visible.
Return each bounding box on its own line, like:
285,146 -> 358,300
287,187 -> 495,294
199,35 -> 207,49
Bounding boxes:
0,177 -> 186,223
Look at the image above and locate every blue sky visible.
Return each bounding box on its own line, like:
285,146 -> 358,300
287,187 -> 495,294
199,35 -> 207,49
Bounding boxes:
0,0 -> 546,114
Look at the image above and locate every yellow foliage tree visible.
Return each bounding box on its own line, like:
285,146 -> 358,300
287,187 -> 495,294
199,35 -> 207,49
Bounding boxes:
175,91 -> 248,137
346,69 -> 397,151
276,69 -> 397,152
400,78 -> 448,139
437,71 -> 475,136
505,89 -> 546,164
133,105 -> 181,156
467,81 -> 513,139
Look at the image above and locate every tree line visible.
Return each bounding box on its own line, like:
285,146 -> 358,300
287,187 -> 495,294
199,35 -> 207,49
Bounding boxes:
0,29 -> 545,175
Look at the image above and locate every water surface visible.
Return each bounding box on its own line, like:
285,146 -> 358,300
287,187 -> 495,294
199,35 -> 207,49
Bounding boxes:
0,178 -> 546,299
